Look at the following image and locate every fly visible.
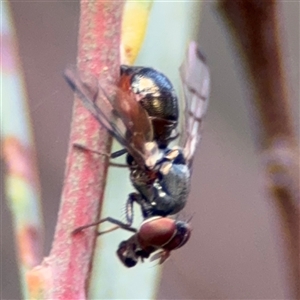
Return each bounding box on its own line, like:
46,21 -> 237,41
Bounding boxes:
65,41 -> 210,267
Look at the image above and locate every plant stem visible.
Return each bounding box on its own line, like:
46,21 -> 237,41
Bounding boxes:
1,2 -> 44,298
218,1 -> 299,298
26,2 -> 123,299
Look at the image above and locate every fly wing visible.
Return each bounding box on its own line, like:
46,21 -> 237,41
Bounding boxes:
179,42 -> 210,168
64,68 -> 154,168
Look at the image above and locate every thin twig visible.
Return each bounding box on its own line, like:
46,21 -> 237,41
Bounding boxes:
26,2 -> 123,299
1,2 -> 44,298
218,1 -> 299,298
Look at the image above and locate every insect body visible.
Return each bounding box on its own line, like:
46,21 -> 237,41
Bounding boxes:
65,41 -> 210,267
120,65 -> 179,148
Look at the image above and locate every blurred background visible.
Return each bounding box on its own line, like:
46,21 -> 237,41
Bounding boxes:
2,1 -> 299,299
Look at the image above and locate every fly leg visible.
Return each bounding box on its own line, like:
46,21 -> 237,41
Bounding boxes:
110,148 -> 127,158
73,216 -> 137,236
96,217 -> 137,235
73,143 -> 128,168
94,192 -> 144,234
127,192 -> 156,220
125,193 -> 142,225
72,193 -> 140,236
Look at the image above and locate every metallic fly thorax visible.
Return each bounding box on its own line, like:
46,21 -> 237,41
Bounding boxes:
120,65 -> 179,147
154,159 -> 190,215
129,147 -> 191,217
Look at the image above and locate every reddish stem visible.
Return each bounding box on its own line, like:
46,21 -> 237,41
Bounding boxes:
27,2 -> 124,299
